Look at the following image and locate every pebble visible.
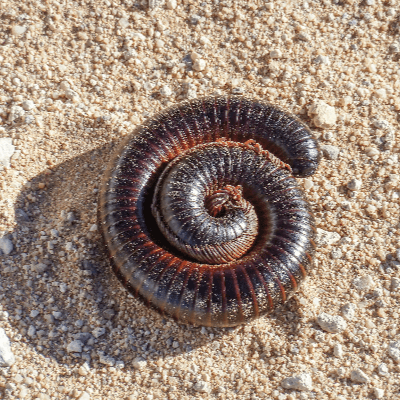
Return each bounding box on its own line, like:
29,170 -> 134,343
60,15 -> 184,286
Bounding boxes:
118,18 -> 130,29
352,275 -> 374,291
65,89 -> 80,103
317,312 -> 347,333
166,0 -> 177,9
0,138 -> 16,167
98,352 -> 115,366
320,145 -> 340,160
132,356 -> 147,369
313,55 -> 330,65
365,147 -> 380,157
22,100 -> 35,111
281,373 -> 313,391
388,341 -> 400,363
347,178 -> 362,191
373,388 -> 385,399
270,49 -> 282,59
0,327 -> 16,366
297,32 -> 310,41
333,343 -> 343,358
377,363 -> 388,376
308,100 -> 337,129
340,303 -> 357,321
92,327 -> 106,338
350,369 -> 369,384
67,340 -> 83,353
11,25 -> 27,36
159,85 -> 172,97
78,392 -> 91,400
391,277 -> 400,291
7,105 -> 25,123
78,362 -> 90,376
193,59 -> 206,72
32,263 -> 49,273
0,236 -> 13,255
193,380 -> 211,393
315,228 -> 340,246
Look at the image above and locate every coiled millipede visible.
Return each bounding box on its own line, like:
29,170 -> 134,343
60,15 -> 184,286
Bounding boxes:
98,96 -> 320,327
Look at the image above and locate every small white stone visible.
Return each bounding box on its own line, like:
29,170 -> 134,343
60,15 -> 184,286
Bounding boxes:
166,0 -> 177,8
308,100 -> 337,129
341,303 -> 356,321
7,105 -> 25,123
347,178 -> 362,191
199,35 -> 211,46
373,388 -> 384,399
303,179 -> 313,190
148,0 -> 164,9
0,328 -> 16,367
67,340 -> 83,353
350,369 -> 369,384
0,237 -> 13,255
78,392 -> 91,400
22,100 -> 35,111
315,229 -> 340,246
333,343 -> 343,358
159,85 -> 172,97
365,147 -> 380,157
317,312 -> 347,333
92,327 -> 106,338
132,356 -> 147,369
98,352 -> 115,366
353,275 -> 374,291
193,380 -> 211,393
388,341 -> 400,363
281,373 -> 313,391
27,325 -> 36,337
78,362 -> 90,376
193,59 -> 206,71
89,224 -> 98,232
297,32 -> 310,41
270,49 -> 282,59
321,145 -> 340,160
0,138 -> 16,168
374,88 -> 387,99
11,25 -> 27,36
118,18 -> 130,29
391,277 -> 400,291
60,81 -> 71,91
313,55 -> 330,65
64,89 -> 80,103
30,310 -> 40,318
377,363 -> 388,376
365,0 -> 374,5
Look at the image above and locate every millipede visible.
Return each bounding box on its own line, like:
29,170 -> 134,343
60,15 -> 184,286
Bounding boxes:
98,96 -> 320,327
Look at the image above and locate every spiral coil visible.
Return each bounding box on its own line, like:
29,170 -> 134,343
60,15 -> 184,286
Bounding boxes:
98,96 -> 320,327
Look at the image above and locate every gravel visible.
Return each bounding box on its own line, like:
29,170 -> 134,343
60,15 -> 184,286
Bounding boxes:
321,145 -> 340,160
317,313 -> 347,333
350,369 -> 370,384
0,138 -> 15,168
0,1 -> 400,399
281,373 -> 313,391
388,341 -> 400,363
308,100 -> 337,128
0,327 -> 16,366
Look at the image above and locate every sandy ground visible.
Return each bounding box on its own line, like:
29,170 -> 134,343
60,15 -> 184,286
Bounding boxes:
1,0 -> 400,399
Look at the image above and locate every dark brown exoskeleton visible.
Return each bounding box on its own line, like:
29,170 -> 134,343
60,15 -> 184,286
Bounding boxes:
98,96 -> 320,327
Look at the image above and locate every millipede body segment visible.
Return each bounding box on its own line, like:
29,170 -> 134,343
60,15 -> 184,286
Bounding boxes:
98,96 -> 320,327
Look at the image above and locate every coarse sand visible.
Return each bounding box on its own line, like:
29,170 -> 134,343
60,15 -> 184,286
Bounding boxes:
0,0 -> 400,399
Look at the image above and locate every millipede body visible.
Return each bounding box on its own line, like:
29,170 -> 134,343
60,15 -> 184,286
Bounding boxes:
98,96 -> 320,327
